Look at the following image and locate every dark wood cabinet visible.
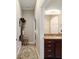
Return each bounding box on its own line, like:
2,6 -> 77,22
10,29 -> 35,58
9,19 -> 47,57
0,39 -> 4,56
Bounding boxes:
55,40 -> 62,58
44,39 -> 62,59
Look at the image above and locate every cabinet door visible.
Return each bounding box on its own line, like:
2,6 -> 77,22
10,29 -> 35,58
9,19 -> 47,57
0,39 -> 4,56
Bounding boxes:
44,39 -> 55,58
55,40 -> 62,58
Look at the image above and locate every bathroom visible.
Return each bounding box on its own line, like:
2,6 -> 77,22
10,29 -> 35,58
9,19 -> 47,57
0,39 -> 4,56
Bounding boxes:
16,0 -> 62,59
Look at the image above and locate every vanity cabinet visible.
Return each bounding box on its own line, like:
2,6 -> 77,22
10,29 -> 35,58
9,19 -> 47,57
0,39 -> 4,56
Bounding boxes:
44,39 -> 62,59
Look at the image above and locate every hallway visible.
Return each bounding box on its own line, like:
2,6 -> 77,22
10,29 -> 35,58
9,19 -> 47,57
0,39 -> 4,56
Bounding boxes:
17,45 -> 38,59
16,0 -> 47,59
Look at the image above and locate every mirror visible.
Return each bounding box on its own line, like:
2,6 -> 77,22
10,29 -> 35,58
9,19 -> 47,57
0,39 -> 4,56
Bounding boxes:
44,10 -> 62,34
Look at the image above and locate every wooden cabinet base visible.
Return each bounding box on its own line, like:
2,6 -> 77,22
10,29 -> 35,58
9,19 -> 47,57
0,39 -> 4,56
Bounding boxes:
44,39 -> 62,59
45,58 -> 62,59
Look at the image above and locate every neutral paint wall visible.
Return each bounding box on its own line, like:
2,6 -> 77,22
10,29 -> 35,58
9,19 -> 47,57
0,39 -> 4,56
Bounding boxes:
58,14 -> 62,33
16,0 -> 22,55
22,10 -> 35,44
35,0 -> 45,59
16,0 -> 22,40
35,1 -> 41,54
44,15 -> 51,33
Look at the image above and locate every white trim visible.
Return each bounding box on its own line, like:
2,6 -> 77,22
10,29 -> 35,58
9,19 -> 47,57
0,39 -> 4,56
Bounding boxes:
28,42 -> 35,45
16,41 -> 21,56
35,47 -> 40,59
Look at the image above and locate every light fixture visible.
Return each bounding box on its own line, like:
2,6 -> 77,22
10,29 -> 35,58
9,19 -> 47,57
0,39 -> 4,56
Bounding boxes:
45,9 -> 61,15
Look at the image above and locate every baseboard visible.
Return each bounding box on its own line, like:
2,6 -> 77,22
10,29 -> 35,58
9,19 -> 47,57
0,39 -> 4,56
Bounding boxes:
35,47 -> 40,59
28,42 -> 35,45
16,41 -> 21,56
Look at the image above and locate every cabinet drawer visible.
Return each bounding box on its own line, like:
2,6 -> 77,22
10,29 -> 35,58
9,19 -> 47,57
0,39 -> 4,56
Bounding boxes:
44,39 -> 62,59
45,48 -> 54,53
45,52 -> 55,58
44,40 -> 55,49
45,48 -> 55,58
45,40 -> 54,44
45,44 -> 54,48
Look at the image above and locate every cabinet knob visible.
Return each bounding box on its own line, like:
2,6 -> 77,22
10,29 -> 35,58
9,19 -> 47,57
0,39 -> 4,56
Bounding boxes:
48,55 -> 52,57
48,45 -> 51,47
48,49 -> 52,52
48,41 -> 52,43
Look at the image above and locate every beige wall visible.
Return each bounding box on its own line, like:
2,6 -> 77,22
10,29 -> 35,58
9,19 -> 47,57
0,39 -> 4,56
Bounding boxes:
58,14 -> 62,33
22,10 -> 35,44
16,0 -> 22,55
16,0 -> 22,40
44,15 -> 51,33
35,0 -> 45,59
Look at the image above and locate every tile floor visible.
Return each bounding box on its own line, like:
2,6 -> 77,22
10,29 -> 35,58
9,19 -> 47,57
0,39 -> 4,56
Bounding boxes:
17,45 -> 38,59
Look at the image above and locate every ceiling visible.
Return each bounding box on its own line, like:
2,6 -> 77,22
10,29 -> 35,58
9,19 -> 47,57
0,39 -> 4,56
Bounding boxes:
44,0 -> 62,15
45,0 -> 62,10
19,0 -> 36,10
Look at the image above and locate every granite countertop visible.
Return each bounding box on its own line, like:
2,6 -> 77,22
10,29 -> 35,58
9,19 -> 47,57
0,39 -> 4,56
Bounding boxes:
44,33 -> 62,39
